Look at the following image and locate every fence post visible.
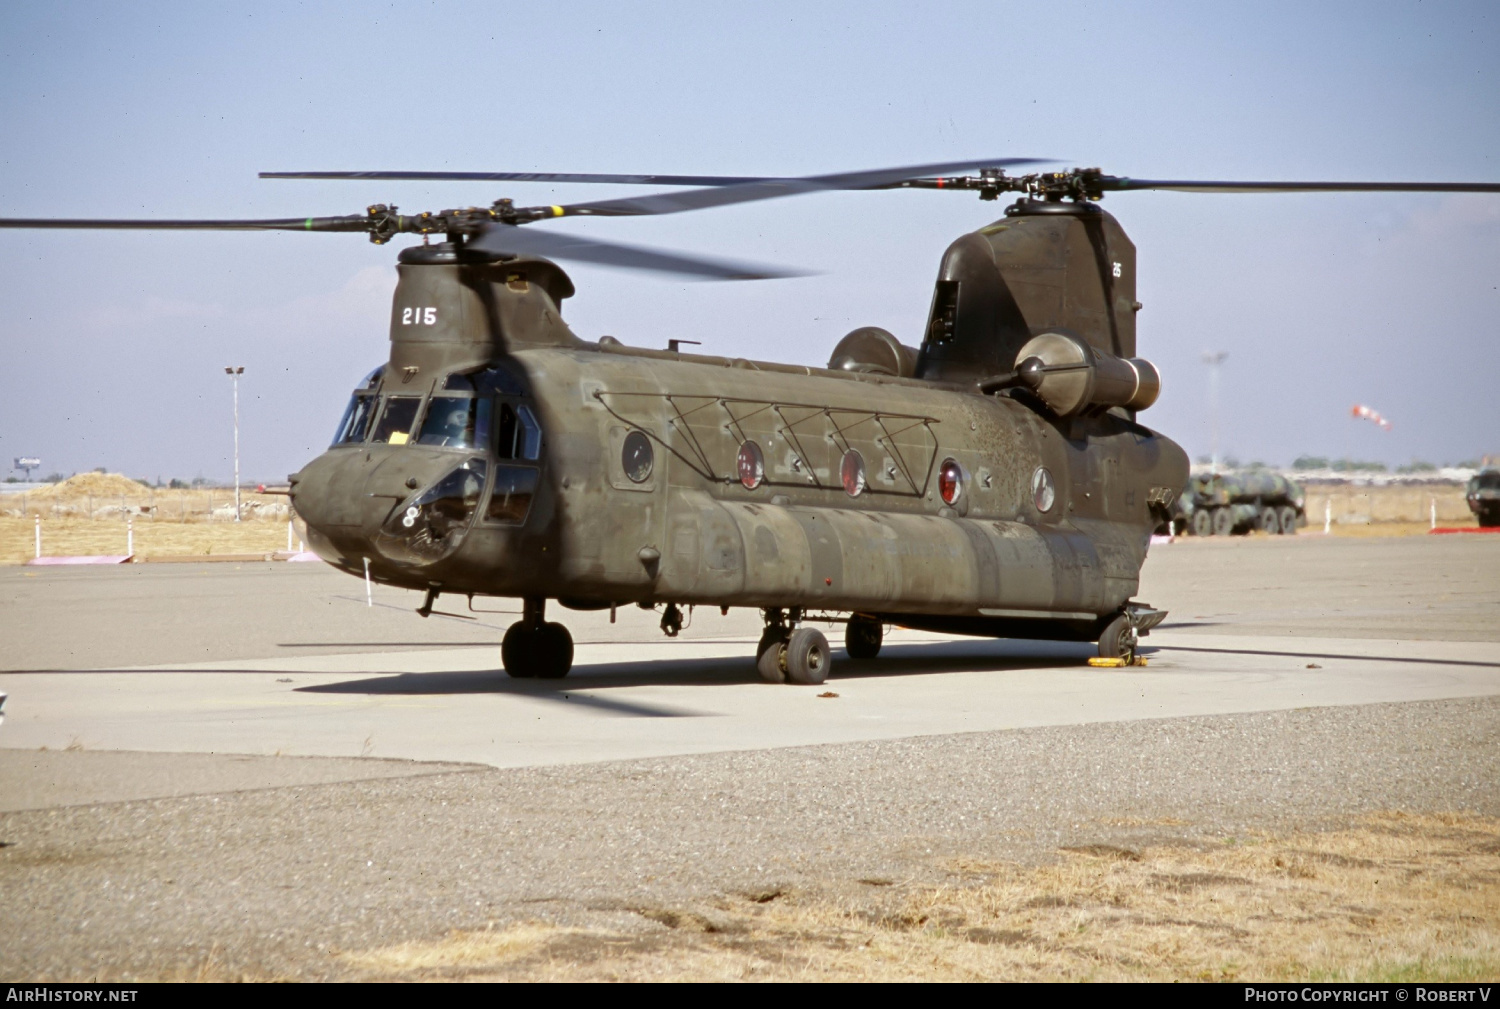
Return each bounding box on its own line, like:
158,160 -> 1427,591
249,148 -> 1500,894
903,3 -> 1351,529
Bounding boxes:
1430,497 -> 1437,530
1323,499 -> 1332,535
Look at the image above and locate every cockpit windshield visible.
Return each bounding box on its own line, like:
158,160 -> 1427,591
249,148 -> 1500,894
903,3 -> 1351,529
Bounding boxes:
417,396 -> 492,450
333,395 -> 378,445
331,365 -> 386,446
371,396 -> 422,445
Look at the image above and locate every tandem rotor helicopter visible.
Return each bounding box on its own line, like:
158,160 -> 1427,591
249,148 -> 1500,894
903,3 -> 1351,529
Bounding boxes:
4,160 -> 1497,682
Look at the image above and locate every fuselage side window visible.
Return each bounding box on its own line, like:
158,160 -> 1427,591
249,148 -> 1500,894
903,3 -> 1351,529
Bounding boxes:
495,403 -> 519,459
492,402 -> 541,461
516,405 -> 543,460
485,465 -> 539,524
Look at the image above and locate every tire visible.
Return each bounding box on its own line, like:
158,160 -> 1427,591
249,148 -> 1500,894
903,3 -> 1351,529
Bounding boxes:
501,623 -> 538,678
1191,509 -> 1213,537
1479,508 -> 1500,529
536,622 -> 574,679
845,617 -> 882,659
1259,507 -> 1281,535
784,627 -> 831,685
755,628 -> 787,683
1278,506 -> 1299,535
1212,508 -> 1234,537
1097,613 -> 1138,662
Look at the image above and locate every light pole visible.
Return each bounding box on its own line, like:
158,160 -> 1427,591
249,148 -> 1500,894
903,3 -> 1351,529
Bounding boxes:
225,366 -> 244,522
1201,351 -> 1228,472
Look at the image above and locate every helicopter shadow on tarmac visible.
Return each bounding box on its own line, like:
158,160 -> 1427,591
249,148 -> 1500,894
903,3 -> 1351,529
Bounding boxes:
291,638 -> 1102,712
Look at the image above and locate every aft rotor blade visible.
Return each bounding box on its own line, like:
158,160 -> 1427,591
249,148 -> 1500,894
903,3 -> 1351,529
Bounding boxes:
470,223 -> 809,281
0,215 -> 372,233
261,170 -> 777,186
549,157 -> 1052,219
1100,178 -> 1500,194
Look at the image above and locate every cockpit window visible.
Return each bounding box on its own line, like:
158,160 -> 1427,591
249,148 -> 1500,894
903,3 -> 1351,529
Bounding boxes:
333,394 -> 378,445
417,396 -> 492,450
330,365 -> 388,445
371,396 -> 422,445
495,403 -> 542,460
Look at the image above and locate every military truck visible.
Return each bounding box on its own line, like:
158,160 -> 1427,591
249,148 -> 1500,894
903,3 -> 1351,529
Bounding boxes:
1468,469 -> 1500,528
1170,471 -> 1305,536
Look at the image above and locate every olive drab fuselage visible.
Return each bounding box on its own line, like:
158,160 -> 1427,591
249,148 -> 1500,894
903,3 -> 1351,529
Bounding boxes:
289,200 -> 1190,643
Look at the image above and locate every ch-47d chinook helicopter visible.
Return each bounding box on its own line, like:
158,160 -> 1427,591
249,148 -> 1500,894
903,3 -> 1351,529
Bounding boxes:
5,160 -> 1498,683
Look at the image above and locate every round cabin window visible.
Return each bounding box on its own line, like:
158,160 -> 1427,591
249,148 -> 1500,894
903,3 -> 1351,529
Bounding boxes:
737,440 -> 765,490
938,458 -> 964,506
1032,466 -> 1056,512
622,430 -> 654,483
840,449 -> 867,497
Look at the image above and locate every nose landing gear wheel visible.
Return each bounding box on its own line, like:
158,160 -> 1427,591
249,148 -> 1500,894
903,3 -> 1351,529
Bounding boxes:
1097,612 -> 1138,664
501,620 -> 574,679
845,616 -> 882,659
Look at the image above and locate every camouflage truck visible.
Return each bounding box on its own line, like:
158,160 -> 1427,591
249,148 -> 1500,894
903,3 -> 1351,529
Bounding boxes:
1170,471 -> 1305,537
1468,469 -> 1500,528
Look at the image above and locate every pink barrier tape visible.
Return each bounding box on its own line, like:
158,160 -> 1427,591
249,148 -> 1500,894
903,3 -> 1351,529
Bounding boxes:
281,551 -> 324,562
26,555 -> 135,565
1430,527 -> 1500,535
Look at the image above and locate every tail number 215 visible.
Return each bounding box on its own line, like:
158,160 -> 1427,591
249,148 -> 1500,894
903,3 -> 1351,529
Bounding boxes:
402,307 -> 438,326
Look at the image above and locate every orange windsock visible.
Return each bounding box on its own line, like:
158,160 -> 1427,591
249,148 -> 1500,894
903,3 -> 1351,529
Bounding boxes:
1351,404 -> 1392,430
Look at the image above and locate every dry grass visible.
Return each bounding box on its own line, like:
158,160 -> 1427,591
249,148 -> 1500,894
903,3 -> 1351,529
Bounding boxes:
1304,485 -> 1475,531
1,473 -> 295,564
344,813 -> 1500,982
0,515 -> 295,565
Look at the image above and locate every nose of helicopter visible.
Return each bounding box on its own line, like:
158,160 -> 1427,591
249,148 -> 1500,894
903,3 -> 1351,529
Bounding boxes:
289,446 -> 487,575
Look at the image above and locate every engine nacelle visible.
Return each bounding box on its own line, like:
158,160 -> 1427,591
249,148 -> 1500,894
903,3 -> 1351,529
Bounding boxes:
1014,331 -> 1161,416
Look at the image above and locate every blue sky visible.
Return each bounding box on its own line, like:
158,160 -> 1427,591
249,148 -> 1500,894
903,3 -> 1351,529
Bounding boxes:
1,0 -> 1496,482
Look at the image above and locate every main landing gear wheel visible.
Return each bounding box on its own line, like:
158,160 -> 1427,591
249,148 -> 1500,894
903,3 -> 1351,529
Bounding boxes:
1191,509 -> 1213,537
784,627 -> 831,685
845,616 -> 882,659
1097,612 -> 1138,664
1278,506 -> 1299,535
756,627 -> 789,684
501,601 -> 574,679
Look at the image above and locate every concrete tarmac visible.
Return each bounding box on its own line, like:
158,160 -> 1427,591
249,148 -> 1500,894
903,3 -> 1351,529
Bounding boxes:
1,533 -> 1497,979
1,534 -> 1495,796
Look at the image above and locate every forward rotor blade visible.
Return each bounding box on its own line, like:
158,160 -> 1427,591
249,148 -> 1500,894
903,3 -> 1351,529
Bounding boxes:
0,215 -> 371,233
470,223 -> 809,281
262,170 -> 775,186
550,157 -> 1052,219
1100,178 -> 1500,194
